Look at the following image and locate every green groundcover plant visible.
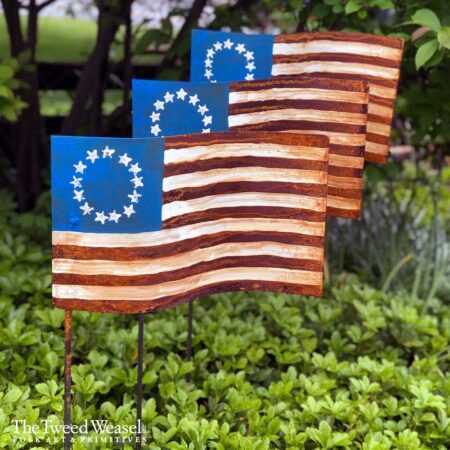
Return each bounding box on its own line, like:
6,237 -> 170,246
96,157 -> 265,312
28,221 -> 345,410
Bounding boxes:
0,182 -> 449,450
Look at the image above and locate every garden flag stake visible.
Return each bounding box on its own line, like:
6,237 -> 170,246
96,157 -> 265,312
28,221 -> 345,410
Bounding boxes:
190,29 -> 404,164
132,78 -> 369,219
52,132 -> 330,448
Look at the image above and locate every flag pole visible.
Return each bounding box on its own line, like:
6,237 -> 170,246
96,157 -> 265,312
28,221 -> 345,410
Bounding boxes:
136,313 -> 145,450
64,310 -> 72,450
186,301 -> 194,381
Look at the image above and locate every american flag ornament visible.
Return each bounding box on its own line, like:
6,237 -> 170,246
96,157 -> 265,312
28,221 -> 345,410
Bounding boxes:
52,132 -> 330,313
190,29 -> 403,164
133,78 -> 368,219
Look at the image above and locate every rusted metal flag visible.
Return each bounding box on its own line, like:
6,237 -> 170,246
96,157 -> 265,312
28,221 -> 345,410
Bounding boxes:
132,78 -> 368,219
51,131 -> 330,314
190,30 -> 403,164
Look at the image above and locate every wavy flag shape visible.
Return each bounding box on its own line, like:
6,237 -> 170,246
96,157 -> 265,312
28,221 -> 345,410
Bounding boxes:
51,132 -> 329,313
132,78 -> 368,219
190,29 -> 403,164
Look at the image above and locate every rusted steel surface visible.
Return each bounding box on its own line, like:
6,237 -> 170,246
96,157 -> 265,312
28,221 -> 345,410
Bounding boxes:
273,32 -> 404,164
227,77 -> 369,219
52,131 -> 329,314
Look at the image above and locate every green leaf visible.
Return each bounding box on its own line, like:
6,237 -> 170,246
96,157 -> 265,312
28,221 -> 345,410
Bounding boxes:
415,39 -> 438,69
345,0 -> 361,15
411,9 -> 441,32
0,66 -> 14,81
437,27 -> 450,49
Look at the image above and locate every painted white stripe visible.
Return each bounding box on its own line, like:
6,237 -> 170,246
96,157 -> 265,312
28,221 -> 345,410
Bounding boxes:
327,195 -> 361,210
272,61 -> 398,80
228,108 -> 366,127
229,88 -> 368,105
164,143 -> 328,164
272,40 -> 402,60
329,153 -> 364,169
53,267 -> 323,301
365,140 -> 388,155
53,242 -> 323,276
369,84 -> 397,100
162,192 -> 327,221
367,121 -> 391,137
163,167 -> 327,192
368,102 -> 392,118
52,218 -> 326,248
328,175 -> 362,190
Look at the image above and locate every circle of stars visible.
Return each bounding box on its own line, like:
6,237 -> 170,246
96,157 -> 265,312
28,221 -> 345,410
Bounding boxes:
71,146 -> 143,225
204,39 -> 255,82
149,88 -> 213,136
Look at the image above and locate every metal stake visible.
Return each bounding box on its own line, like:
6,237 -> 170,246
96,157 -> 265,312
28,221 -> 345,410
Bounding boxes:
136,314 -> 145,450
64,310 -> 72,450
186,301 -> 194,381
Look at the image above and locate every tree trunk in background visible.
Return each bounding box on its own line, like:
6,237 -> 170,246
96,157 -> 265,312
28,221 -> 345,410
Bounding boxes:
2,0 -> 43,211
61,0 -> 134,135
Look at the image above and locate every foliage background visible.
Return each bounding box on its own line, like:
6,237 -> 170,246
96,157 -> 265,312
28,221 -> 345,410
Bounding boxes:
0,0 -> 449,448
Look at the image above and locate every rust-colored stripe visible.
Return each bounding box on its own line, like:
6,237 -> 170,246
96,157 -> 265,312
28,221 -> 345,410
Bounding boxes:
165,130 -> 329,150
53,255 -> 323,287
163,155 -> 327,177
327,206 -> 361,220
331,144 -> 365,157
230,76 -> 368,93
274,32 -> 404,49
368,113 -> 393,126
328,165 -> 363,178
365,152 -> 388,164
366,132 -> 390,145
163,181 -> 326,203
53,279 -> 323,314
229,120 -> 366,135
52,231 -> 325,261
228,99 -> 367,115
327,186 -> 361,200
162,206 -> 326,229
272,52 -> 401,68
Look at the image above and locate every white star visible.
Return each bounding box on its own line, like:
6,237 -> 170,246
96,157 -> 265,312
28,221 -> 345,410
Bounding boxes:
236,43 -> 245,54
206,48 -> 215,58
131,176 -> 144,188
205,58 -> 213,68
245,50 -> 254,60
102,146 -> 115,158
202,115 -> 212,126
70,176 -> 82,188
176,88 -> 188,100
151,124 -> 161,136
123,204 -> 135,218
129,163 -> 142,175
164,92 -> 174,103
80,202 -> 94,215
95,211 -> 108,225
74,161 -> 87,174
202,128 -> 211,133
128,190 -> 142,203
189,94 -> 200,106
154,100 -> 165,111
86,149 -> 99,163
213,42 -> 222,51
245,73 -> 254,81
198,104 -> 208,115
224,39 -> 233,49
73,190 -> 85,202
204,69 -> 213,79
246,61 -> 256,71
150,111 -> 160,122
118,153 -> 132,166
108,210 -> 122,223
